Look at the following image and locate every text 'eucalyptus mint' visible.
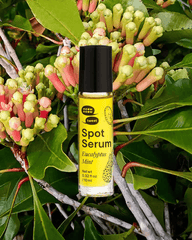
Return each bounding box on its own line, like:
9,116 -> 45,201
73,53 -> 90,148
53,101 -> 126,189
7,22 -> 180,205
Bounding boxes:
78,45 -> 114,197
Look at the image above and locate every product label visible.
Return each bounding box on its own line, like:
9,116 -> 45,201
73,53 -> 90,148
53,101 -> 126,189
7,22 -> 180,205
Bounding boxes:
79,96 -> 113,187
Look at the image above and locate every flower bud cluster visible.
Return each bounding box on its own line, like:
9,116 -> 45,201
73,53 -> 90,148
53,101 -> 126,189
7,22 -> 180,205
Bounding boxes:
78,2 -> 164,47
71,3 -> 165,94
156,0 -> 176,8
0,63 -> 60,146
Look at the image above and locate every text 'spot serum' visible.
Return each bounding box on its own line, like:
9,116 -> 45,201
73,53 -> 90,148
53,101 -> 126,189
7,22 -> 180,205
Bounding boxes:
78,45 -> 114,197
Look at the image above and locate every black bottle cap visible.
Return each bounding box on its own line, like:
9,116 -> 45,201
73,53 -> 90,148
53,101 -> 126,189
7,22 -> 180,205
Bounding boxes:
79,45 -> 112,92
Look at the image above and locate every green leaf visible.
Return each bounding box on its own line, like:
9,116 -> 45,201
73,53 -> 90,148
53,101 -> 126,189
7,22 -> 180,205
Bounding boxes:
29,175 -> 65,240
2,214 -> 20,240
120,141 -> 176,203
122,147 -> 192,182
141,77 -> 192,114
28,124 -> 77,179
0,153 -> 78,218
65,221 -> 84,240
153,12 -> 192,43
176,39 -> 192,49
26,0 -> 84,45
36,44 -> 58,54
184,188 -> 192,232
133,77 -> 192,132
132,107 -> 192,154
142,0 -> 164,12
88,203 -> 135,224
168,53 -> 192,70
102,0 -> 148,16
168,69 -> 189,81
139,191 -> 165,229
116,152 -> 158,190
58,196 -> 88,235
0,15 -> 32,31
102,228 -> 137,240
84,216 -> 103,240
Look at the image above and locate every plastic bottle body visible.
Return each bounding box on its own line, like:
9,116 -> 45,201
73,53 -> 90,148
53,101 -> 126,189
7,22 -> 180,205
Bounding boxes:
78,92 -> 113,197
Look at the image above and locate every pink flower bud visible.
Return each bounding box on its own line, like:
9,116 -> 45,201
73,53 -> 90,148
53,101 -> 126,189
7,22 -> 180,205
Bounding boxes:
9,117 -> 22,131
39,97 -> 51,109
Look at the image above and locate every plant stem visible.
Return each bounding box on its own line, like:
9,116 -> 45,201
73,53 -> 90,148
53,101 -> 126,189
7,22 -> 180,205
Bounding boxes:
0,168 -> 24,174
123,98 -> 144,107
114,135 -> 140,156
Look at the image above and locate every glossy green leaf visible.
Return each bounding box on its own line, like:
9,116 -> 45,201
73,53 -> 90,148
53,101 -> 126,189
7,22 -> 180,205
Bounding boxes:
0,15 -> 32,31
120,141 -> 176,203
27,124 -> 77,179
176,39 -> 192,49
102,0 -> 148,16
2,214 -> 20,240
132,107 -> 192,154
184,188 -> 192,232
36,44 -> 58,54
26,0 -> 84,44
102,228 -> 137,240
88,202 -> 135,224
142,0 -> 164,12
29,175 -> 65,240
84,216 -> 103,240
153,12 -> 192,43
58,196 -> 88,235
168,53 -> 192,70
116,152 -> 158,190
168,69 -> 189,81
0,168 -> 78,218
133,77 -> 192,132
0,149 -> 78,218
139,191 -> 165,228
140,77 -> 192,116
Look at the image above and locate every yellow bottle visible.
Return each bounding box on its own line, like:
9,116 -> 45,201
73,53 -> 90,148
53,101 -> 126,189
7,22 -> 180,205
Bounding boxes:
78,46 -> 113,197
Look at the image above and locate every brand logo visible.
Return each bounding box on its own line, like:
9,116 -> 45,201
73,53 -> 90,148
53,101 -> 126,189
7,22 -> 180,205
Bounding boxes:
82,105 -> 99,125
82,105 -> 95,115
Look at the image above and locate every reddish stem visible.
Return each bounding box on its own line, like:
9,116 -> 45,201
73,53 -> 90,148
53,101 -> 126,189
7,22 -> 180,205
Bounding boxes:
0,95 -> 5,103
0,168 -> 24,173
77,0 -> 83,10
16,103 -> 25,121
128,52 -> 140,67
47,73 -> 66,93
40,110 -> 49,119
63,64 -> 76,87
12,130 -> 21,142
113,51 -> 123,73
114,136 -> 140,156
88,0 -> 97,13
122,162 -> 146,178
16,177 -> 29,194
25,112 -> 34,128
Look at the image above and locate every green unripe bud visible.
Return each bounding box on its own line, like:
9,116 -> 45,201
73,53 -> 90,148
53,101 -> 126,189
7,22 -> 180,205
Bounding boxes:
25,65 -> 35,72
81,32 -> 91,41
125,5 -> 134,13
87,37 -> 98,45
5,79 -> 18,90
0,77 -> 4,85
78,39 -> 88,47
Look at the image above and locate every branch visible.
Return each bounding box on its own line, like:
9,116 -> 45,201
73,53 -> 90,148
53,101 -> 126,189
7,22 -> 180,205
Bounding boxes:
55,203 -> 74,229
128,184 -> 172,240
0,43 -> 18,78
113,155 -> 161,240
164,203 -> 171,236
117,100 -> 132,140
91,215 -> 112,235
0,28 -> 23,71
34,178 -> 143,235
